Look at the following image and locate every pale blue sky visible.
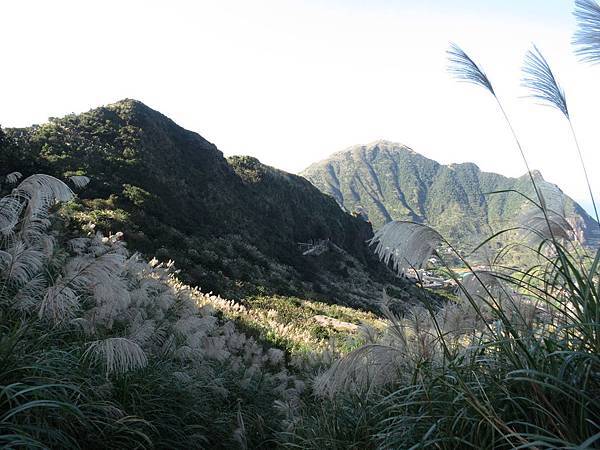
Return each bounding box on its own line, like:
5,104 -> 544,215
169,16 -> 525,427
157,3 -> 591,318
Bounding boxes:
1,0 -> 599,214
318,0 -> 568,19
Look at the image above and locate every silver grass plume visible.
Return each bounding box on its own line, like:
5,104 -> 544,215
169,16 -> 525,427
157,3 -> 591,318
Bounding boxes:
368,221 -> 442,275
459,270 -> 507,310
448,41 -> 553,231
68,237 -> 92,255
69,175 -> 90,189
174,315 -> 217,338
1,241 -> 45,285
12,274 -> 47,311
128,315 -> 157,346
39,234 -> 56,260
460,271 -> 541,328
524,41 -> 600,229
64,250 -> 128,292
90,279 -> 132,328
520,184 -> 573,242
14,174 -> 74,222
83,337 -> 148,375
0,250 -> 11,271
314,336 -> 416,398
316,291 -> 436,397
447,43 -> 495,96
39,284 -> 80,324
5,172 -> 22,184
522,45 -> 568,118
19,211 -> 52,247
520,209 -> 573,242
574,0 -> 600,63
87,403 -> 126,420
15,174 -> 74,204
70,317 -> 96,335
172,371 -> 193,383
0,195 -> 23,234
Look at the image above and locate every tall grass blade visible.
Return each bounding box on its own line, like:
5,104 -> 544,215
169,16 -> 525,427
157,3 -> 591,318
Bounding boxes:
522,45 -> 569,118
447,43 -> 496,96
574,0 -> 600,63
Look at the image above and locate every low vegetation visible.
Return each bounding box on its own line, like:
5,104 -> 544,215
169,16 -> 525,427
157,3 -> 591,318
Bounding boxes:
0,174 -> 305,448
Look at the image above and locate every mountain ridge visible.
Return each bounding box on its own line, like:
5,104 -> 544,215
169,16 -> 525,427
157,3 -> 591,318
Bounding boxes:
301,140 -> 599,248
0,99 -> 415,308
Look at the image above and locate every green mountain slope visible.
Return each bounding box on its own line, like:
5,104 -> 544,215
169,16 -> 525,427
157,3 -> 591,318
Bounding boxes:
301,140 -> 599,249
0,100 -> 409,308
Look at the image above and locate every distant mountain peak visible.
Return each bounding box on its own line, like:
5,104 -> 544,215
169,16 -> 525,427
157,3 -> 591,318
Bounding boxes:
359,140 -> 413,152
100,99 -> 179,127
301,142 -> 599,247
365,139 -> 409,148
107,98 -> 150,110
305,141 -> 420,172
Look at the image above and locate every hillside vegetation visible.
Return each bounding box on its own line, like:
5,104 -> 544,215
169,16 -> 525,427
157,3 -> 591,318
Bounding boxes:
0,101 -> 411,309
2,169 -> 598,449
301,140 -> 599,250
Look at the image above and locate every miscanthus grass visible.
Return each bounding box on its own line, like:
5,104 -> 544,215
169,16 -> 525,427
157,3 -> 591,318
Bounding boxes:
0,173 -> 308,449
282,5 -> 600,449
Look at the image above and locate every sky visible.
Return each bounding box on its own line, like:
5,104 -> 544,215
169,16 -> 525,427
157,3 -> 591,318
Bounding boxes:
2,0 -> 600,215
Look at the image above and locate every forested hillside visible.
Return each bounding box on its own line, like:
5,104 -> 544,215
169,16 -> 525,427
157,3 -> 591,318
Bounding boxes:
302,140 -> 599,250
0,100 -> 410,308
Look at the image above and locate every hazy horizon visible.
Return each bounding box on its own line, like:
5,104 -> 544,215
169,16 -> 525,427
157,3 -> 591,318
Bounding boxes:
2,0 -> 600,216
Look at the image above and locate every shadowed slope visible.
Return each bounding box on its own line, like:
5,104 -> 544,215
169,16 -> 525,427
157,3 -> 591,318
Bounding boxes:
0,100 -> 407,307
